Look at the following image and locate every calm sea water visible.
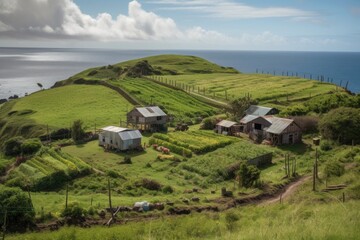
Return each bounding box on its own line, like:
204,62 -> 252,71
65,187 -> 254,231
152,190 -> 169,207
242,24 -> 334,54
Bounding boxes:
0,48 -> 359,99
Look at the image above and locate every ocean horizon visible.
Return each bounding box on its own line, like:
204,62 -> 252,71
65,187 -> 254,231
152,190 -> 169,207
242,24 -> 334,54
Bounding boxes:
0,47 -> 359,99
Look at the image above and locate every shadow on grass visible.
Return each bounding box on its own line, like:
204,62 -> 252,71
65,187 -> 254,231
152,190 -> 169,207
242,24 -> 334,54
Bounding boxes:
277,142 -> 310,155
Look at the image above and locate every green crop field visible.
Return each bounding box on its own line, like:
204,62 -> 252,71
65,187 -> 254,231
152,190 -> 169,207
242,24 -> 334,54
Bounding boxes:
161,73 -> 340,103
109,78 -> 217,120
180,139 -> 274,180
150,131 -> 236,155
0,85 -> 133,142
5,147 -> 91,190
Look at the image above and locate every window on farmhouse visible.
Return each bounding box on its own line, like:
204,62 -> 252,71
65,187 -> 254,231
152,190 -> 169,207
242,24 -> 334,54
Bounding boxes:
157,116 -> 162,121
254,123 -> 262,130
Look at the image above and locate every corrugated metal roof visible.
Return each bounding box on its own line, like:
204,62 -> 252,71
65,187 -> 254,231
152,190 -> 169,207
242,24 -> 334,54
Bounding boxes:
265,116 -> 294,134
240,115 -> 259,124
246,105 -> 274,116
136,106 -> 167,117
119,130 -> 142,140
101,126 -> 128,132
216,120 -> 237,128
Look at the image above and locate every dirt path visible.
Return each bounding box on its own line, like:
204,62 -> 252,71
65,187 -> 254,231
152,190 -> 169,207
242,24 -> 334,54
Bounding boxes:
262,175 -> 311,205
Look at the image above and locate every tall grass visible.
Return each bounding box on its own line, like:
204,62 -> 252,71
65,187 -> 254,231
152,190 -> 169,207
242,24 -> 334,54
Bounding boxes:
8,200 -> 360,240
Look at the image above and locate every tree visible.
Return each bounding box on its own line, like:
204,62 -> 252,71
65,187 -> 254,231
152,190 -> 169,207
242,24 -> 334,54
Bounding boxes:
237,163 -> 260,188
0,186 -> 35,232
229,96 -> 257,121
71,120 -> 85,142
319,107 -> 360,144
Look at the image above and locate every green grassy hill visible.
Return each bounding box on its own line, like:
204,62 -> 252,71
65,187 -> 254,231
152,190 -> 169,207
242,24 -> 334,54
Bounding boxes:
66,55 -> 239,81
0,85 -> 133,143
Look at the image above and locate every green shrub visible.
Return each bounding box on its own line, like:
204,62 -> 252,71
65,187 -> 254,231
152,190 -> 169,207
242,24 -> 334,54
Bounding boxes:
324,161 -> 345,178
107,170 -> 121,178
237,163 -> 261,188
0,186 -> 35,232
21,138 -> 42,155
162,185 -> 174,194
319,107 -> 360,144
61,202 -> 86,220
320,140 -> 333,151
200,117 -> 217,130
138,178 -> 162,191
4,136 -> 25,156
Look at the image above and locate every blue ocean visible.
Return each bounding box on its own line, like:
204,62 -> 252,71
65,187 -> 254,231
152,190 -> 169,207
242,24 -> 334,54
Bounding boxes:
0,48 -> 359,99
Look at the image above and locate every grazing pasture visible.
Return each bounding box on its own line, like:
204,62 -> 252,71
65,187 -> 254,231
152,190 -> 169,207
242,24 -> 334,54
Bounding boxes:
161,73 -> 339,103
0,85 -> 133,138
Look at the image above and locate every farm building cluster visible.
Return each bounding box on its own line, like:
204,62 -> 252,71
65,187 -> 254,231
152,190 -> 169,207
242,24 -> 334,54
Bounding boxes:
216,105 -> 302,145
99,106 -> 168,151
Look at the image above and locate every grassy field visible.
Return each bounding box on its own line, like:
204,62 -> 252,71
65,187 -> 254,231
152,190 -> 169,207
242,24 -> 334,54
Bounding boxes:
161,73 -> 340,104
109,78 -> 217,120
0,85 -> 133,143
8,200 -> 360,240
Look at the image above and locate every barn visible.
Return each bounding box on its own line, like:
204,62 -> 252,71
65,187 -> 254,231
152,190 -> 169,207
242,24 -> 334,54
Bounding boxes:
127,106 -> 167,132
99,126 -> 142,151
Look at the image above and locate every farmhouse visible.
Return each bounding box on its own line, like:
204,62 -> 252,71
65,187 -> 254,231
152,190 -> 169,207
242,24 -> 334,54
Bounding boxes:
216,120 -> 240,136
99,126 -> 142,151
242,115 -> 302,145
127,106 -> 167,132
245,105 -> 279,116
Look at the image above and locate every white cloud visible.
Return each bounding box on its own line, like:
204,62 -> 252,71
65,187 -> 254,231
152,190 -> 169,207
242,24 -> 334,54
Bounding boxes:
0,0 -> 224,42
149,0 -> 315,19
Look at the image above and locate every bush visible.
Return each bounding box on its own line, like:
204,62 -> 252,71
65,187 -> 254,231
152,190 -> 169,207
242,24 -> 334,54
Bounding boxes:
237,163 -> 261,188
162,185 -> 174,194
50,128 -> 71,140
139,178 -> 162,191
61,202 -> 86,222
71,120 -> 85,142
200,117 -> 217,130
0,186 -> 35,232
324,161 -> 345,178
4,136 -> 25,156
21,138 -> 42,155
107,170 -> 121,178
319,107 -> 360,144
320,140 -> 333,151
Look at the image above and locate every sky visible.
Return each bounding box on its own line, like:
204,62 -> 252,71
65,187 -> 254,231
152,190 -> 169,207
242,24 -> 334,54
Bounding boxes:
0,0 -> 359,51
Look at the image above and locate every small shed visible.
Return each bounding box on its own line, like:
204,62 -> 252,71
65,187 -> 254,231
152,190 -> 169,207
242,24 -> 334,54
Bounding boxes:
264,116 -> 302,145
99,126 -> 142,151
245,105 -> 279,116
216,120 -> 240,136
127,106 -> 167,132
